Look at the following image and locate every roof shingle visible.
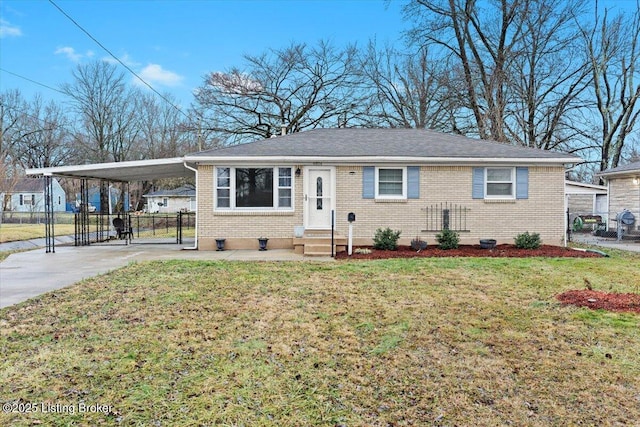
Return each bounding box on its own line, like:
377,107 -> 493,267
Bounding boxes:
188,128 -> 579,162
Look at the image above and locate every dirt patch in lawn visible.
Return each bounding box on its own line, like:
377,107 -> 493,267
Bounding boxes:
557,289 -> 640,314
335,244 -> 602,260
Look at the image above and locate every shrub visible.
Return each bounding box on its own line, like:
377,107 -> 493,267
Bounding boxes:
436,229 -> 459,250
373,227 -> 401,250
514,231 -> 541,249
410,237 -> 428,251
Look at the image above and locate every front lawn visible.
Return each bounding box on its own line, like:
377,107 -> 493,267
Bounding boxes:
1,256 -> 639,426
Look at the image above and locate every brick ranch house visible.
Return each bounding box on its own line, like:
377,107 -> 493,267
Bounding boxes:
183,129 -> 579,253
26,128 -> 580,253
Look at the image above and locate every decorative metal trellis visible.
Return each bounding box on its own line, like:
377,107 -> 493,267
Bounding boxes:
421,202 -> 470,232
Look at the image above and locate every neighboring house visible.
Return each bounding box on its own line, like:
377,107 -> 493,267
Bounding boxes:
184,128 -> 579,251
143,185 -> 196,213
596,160 -> 640,233
75,186 -> 122,213
1,178 -> 66,212
565,180 -> 608,220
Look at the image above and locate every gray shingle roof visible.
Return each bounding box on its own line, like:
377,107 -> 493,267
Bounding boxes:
144,185 -> 195,198
597,160 -> 640,177
1,178 -> 45,193
187,128 -> 579,162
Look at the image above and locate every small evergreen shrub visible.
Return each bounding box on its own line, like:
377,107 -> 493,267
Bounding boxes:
373,227 -> 401,250
436,229 -> 459,250
514,231 -> 542,249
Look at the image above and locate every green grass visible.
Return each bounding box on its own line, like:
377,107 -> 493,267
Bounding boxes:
0,224 -> 76,243
0,255 -> 639,426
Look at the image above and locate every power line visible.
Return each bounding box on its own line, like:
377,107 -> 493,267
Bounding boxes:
0,68 -> 66,95
47,0 -> 191,121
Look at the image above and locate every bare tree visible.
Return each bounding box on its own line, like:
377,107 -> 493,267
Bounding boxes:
361,42 -> 459,131
61,61 -> 137,163
404,0 -> 590,149
193,41 -> 366,144
1,90 -> 73,169
579,2 -> 640,173
13,95 -> 73,169
506,0 -> 591,152
135,92 -> 196,159
0,89 -> 27,169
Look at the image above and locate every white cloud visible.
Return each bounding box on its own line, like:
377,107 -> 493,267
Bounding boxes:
136,64 -> 183,87
102,53 -> 139,67
54,46 -> 82,62
0,19 -> 22,38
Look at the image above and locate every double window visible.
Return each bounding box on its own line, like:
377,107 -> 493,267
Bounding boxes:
216,167 -> 292,210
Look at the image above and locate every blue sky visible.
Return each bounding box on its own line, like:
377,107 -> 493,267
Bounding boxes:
0,0 -> 407,107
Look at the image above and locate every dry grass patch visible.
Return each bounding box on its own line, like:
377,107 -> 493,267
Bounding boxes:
0,255 -> 639,426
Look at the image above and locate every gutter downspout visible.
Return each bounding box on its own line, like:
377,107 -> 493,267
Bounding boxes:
563,164 -> 578,247
183,162 -> 198,250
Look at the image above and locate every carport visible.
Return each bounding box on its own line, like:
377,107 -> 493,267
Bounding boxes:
26,158 -> 197,253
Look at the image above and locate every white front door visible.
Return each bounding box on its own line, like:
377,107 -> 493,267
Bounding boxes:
306,167 -> 333,229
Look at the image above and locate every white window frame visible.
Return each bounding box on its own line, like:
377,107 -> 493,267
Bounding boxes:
375,167 -> 407,199
485,167 -> 515,199
214,166 -> 295,211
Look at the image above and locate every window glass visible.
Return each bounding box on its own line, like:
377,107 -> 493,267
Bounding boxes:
486,168 -> 513,197
487,168 -> 512,181
278,168 -> 292,187
487,183 -> 513,196
316,177 -> 323,209
278,168 -> 292,208
216,168 -> 231,208
217,189 -> 230,208
217,167 -> 230,187
378,168 -> 403,195
279,188 -> 292,208
235,168 -> 273,208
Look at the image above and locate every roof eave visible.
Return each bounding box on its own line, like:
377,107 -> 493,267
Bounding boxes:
596,170 -> 640,179
184,155 -> 579,165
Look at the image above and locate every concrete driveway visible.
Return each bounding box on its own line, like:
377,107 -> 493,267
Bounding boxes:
571,233 -> 640,253
0,243 -> 315,309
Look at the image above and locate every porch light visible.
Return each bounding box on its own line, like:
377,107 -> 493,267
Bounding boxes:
295,167 -> 301,177
633,177 -> 639,185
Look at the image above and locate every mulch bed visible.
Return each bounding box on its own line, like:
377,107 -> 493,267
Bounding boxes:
557,290 -> 640,314
335,244 -> 602,260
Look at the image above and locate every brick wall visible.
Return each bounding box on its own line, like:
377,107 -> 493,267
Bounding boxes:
607,177 -> 640,230
334,165 -> 567,246
196,164 -> 568,249
567,194 -> 595,215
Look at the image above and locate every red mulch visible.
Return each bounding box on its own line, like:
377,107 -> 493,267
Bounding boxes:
557,290 -> 640,314
335,244 -> 602,260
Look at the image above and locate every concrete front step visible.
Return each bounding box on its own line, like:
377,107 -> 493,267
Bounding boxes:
293,233 -> 347,256
304,244 -> 341,256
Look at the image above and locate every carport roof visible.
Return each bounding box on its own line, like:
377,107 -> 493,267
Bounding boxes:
26,158 -> 195,182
